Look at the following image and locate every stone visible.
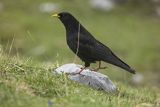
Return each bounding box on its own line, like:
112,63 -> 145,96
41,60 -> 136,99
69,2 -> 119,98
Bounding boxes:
89,0 -> 115,11
54,63 -> 117,93
39,2 -> 60,13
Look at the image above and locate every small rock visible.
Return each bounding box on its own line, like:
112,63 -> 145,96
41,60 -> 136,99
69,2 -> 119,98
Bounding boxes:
89,0 -> 115,11
54,63 -> 117,93
132,73 -> 144,85
39,2 -> 60,13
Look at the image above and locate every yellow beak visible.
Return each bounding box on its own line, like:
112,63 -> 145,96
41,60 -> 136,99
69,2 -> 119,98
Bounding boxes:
52,13 -> 60,18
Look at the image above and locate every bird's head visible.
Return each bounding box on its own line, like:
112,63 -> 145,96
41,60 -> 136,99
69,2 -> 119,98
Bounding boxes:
52,12 -> 79,30
52,12 -> 75,22
52,12 -> 73,20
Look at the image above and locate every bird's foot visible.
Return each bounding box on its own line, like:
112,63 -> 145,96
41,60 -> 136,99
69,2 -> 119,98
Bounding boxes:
92,66 -> 107,71
66,68 -> 85,75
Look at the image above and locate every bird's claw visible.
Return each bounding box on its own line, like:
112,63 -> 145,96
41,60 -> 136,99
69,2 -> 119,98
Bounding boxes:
66,68 -> 85,75
92,66 -> 107,71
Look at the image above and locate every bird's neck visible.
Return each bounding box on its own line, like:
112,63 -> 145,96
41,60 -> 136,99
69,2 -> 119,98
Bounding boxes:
65,22 -> 80,34
60,18 -> 82,34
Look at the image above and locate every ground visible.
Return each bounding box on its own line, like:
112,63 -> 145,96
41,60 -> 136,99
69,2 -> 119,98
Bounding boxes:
0,55 -> 159,107
0,0 -> 160,107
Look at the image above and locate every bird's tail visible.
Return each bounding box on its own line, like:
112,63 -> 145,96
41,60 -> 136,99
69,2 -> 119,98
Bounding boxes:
105,52 -> 136,74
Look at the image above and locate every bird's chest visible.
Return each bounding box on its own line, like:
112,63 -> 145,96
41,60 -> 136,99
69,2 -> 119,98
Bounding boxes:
66,35 -> 79,52
66,34 -> 94,60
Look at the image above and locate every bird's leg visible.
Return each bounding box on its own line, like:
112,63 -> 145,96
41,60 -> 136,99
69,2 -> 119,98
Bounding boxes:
78,67 -> 86,74
92,61 -> 107,71
66,67 -> 86,75
98,61 -> 107,69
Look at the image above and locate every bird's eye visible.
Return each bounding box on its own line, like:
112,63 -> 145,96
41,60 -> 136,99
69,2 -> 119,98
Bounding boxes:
59,14 -> 64,17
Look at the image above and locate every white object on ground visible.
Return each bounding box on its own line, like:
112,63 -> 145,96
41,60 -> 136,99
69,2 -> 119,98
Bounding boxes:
89,0 -> 115,11
39,2 -> 60,13
132,73 -> 144,85
54,63 -> 117,93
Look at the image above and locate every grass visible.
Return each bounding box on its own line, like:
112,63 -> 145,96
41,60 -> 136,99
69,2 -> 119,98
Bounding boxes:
0,54 -> 159,107
0,0 -> 160,106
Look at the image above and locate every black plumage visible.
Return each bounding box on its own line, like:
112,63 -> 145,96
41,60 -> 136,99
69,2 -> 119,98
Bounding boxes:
53,12 -> 136,74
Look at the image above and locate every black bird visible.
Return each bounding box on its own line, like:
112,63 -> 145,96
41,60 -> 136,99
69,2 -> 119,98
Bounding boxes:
52,12 -> 136,74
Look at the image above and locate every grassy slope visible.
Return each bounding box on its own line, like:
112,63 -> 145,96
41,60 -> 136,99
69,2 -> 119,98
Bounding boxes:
0,0 -> 160,107
0,54 -> 158,107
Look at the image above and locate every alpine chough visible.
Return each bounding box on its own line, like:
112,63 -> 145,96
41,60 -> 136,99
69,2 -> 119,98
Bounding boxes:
52,12 -> 136,74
